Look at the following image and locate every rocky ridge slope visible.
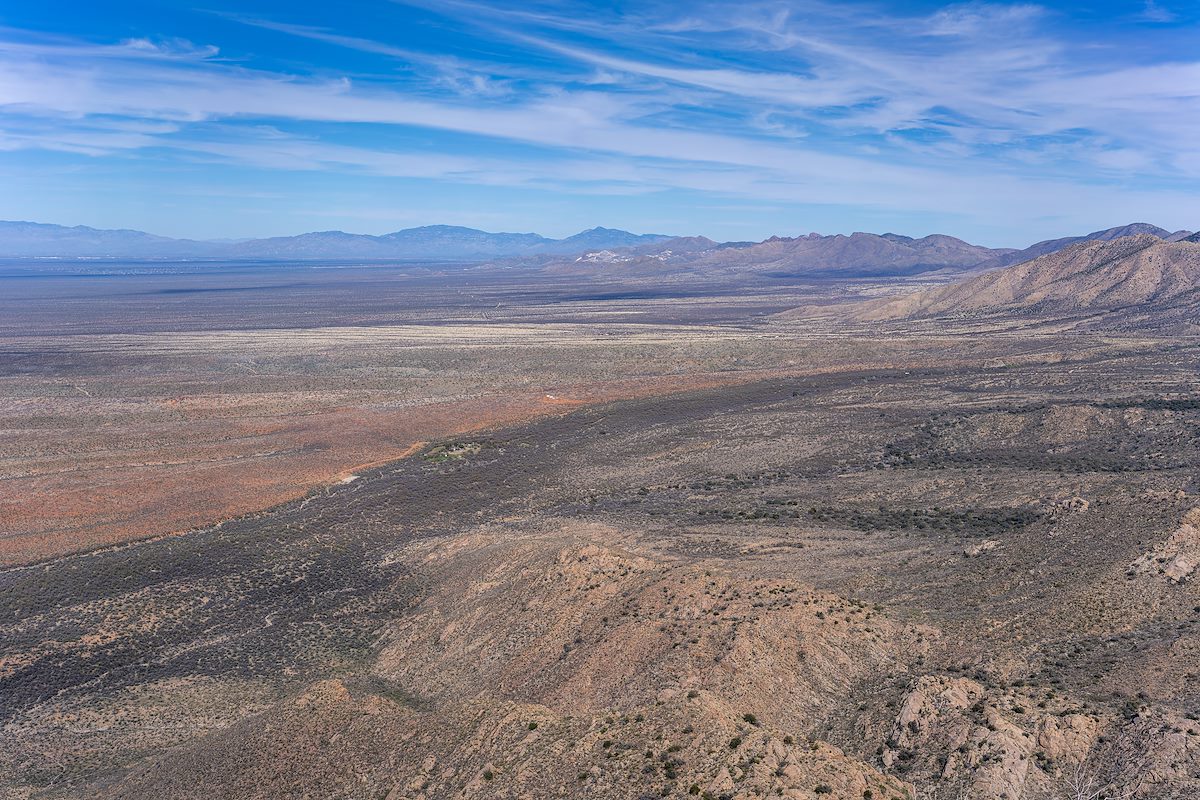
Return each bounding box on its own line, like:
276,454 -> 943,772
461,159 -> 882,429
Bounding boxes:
846,234 -> 1200,332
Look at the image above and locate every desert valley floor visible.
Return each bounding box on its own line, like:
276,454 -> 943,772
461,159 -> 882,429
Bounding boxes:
2,261 -> 1199,800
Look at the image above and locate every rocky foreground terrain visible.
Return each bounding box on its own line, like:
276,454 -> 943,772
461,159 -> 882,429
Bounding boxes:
4,332 -> 1200,800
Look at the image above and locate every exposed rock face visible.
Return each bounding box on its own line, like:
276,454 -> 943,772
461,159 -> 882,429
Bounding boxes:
874,649 -> 1200,800
1056,497 -> 1090,514
1131,507 -> 1200,584
883,676 -> 1040,800
963,539 -> 998,557
1036,713 -> 1101,762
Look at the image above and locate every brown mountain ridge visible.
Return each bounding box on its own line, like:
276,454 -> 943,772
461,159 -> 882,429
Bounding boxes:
850,234 -> 1200,333
547,231 -> 1010,279
543,223 -> 1194,282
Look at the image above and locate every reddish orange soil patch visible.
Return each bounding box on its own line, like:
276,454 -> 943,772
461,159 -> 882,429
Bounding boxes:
2,319 -> 1013,568
0,370 -> 777,567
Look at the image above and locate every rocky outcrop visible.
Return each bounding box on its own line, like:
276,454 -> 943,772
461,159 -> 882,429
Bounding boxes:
1130,507 -> 1200,584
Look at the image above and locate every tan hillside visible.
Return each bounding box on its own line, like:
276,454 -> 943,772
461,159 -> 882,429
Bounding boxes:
100,526 -> 919,800
858,234 -> 1200,330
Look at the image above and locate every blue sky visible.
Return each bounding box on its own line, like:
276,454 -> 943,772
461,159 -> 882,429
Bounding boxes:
0,1 -> 1197,246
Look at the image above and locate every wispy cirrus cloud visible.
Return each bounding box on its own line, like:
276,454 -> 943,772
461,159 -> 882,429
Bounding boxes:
377,0 -> 1200,180
216,14 -> 517,98
1139,1 -> 1178,23
1,1 -> 1198,242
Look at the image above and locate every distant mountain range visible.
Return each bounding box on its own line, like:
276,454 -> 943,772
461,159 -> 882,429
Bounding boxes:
852,233 -> 1200,333
552,231 -> 1012,279
2,221 -> 1194,283
0,221 -> 672,261
546,223 -> 1194,280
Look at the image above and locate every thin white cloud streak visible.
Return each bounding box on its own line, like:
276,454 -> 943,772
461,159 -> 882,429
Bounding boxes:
503,34 -> 862,108
220,16 -> 428,61
0,32 -> 221,61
